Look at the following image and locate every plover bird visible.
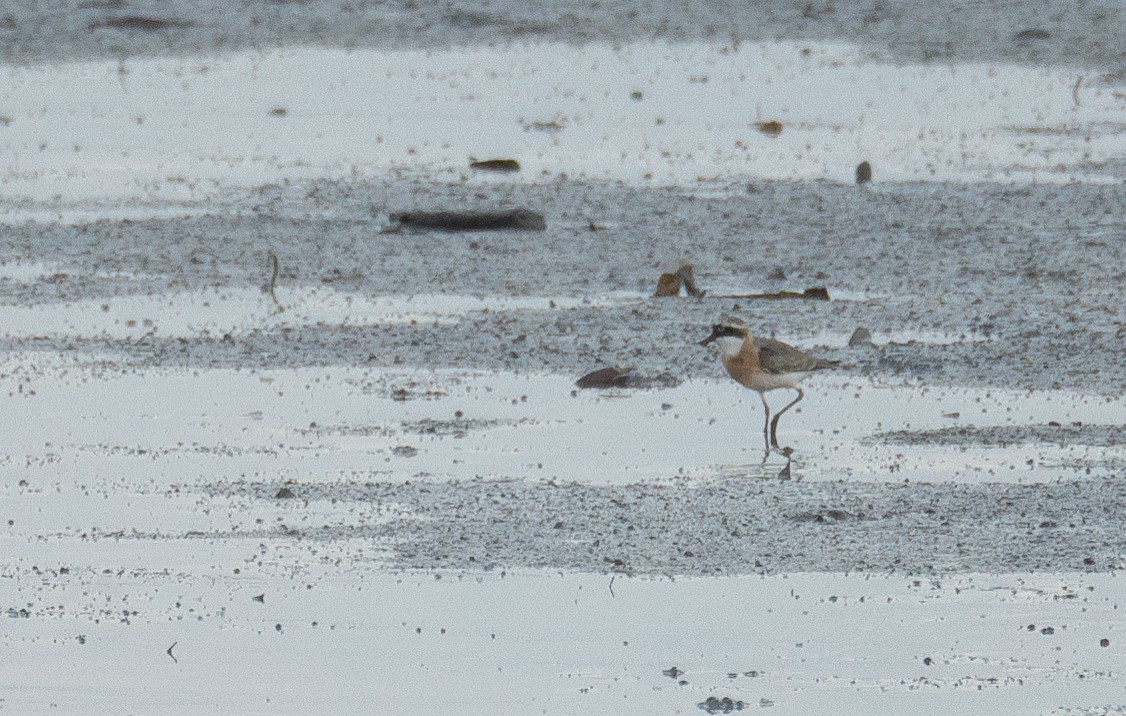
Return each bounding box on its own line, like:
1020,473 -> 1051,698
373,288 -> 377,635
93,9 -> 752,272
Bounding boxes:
700,318 -> 837,456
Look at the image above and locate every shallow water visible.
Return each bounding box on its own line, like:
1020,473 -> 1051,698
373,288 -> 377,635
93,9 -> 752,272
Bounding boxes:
3,568 -> 1125,715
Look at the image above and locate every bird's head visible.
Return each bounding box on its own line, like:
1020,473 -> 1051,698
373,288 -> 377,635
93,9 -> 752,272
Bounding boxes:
699,318 -> 750,348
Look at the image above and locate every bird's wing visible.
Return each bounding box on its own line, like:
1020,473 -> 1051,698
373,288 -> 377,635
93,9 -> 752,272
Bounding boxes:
754,337 -> 834,374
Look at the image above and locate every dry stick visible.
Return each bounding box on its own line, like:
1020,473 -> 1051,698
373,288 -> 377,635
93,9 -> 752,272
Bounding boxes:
267,250 -> 285,312
166,641 -> 178,663
1073,75 -> 1084,107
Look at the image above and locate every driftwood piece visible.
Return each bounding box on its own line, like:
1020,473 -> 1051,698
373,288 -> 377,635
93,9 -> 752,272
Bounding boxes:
470,159 -> 521,173
265,250 -> 285,312
711,287 -> 830,301
391,209 -> 545,232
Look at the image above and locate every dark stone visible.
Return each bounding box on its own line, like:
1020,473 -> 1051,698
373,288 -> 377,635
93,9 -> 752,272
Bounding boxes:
848,327 -> 874,348
856,161 -> 873,184
575,367 -> 681,389
575,367 -> 632,389
699,696 -> 746,713
1014,29 -> 1051,42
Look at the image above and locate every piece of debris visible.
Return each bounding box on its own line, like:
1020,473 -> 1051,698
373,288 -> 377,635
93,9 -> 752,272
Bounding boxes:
856,160 -> 872,184
655,273 -> 682,296
848,327 -> 873,348
88,16 -> 194,31
275,487 -> 296,499
391,209 -> 545,231
655,262 -> 705,297
166,641 -> 178,663
1014,28 -> 1051,42
767,266 -> 787,281
699,696 -> 746,713
711,287 -> 830,301
756,120 -> 783,137
265,250 -> 285,312
587,219 -> 607,231
676,262 -> 705,297
252,594 -> 266,603
525,119 -> 565,133
663,666 -> 684,679
469,158 -> 520,173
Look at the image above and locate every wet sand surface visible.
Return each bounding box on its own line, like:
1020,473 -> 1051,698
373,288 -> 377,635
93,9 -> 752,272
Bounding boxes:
2,179 -> 1123,392
1,3 -> 1125,714
3,0 -> 1124,69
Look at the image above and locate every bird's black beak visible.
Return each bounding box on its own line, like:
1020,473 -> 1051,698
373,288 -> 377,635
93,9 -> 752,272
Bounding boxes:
699,325 -> 722,347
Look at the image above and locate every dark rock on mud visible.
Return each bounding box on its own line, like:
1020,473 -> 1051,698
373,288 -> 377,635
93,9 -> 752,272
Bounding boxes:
576,367 -> 634,388
575,367 -> 681,390
856,160 -> 873,184
391,208 -> 545,231
1014,28 -> 1051,42
699,696 -> 746,713
848,327 -> 874,348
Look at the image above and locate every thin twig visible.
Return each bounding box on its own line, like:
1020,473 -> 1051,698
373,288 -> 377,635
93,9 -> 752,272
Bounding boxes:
609,575 -> 616,598
266,250 -> 285,313
1072,75 -> 1083,107
166,641 -> 178,663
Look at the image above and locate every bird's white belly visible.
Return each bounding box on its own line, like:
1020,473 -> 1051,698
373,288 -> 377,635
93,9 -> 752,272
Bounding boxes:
741,371 -> 808,392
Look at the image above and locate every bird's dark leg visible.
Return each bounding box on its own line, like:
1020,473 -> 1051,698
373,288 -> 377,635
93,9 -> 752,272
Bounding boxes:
769,387 -> 804,449
758,391 -> 772,463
